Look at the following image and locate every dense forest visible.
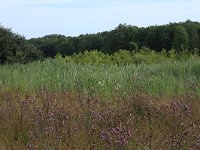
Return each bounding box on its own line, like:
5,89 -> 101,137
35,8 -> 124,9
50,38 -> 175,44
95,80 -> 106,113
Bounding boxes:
29,20 -> 200,56
1,20 -> 200,64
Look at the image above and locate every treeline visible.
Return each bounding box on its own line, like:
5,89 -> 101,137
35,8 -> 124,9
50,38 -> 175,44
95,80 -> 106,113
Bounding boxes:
1,20 -> 200,64
29,20 -> 200,57
0,25 -> 42,64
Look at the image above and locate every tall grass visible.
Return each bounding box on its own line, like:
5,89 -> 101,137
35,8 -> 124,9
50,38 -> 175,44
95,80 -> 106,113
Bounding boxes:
1,55 -> 200,149
1,57 -> 200,97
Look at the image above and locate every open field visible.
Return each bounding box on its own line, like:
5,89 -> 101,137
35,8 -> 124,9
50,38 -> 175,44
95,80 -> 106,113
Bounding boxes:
0,58 -> 200,149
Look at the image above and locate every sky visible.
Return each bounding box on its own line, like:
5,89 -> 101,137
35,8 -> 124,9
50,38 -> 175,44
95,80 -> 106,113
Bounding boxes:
0,0 -> 199,39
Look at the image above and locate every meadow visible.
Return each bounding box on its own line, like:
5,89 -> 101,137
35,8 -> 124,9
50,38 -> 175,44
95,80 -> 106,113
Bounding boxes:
0,51 -> 200,149
1,56 -> 200,97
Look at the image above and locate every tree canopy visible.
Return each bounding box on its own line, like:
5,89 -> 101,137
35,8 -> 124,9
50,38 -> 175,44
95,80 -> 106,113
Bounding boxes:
0,25 -> 43,64
1,20 -> 200,64
29,20 -> 200,58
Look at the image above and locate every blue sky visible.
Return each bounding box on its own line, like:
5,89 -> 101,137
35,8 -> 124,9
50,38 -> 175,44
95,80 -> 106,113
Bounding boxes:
0,0 -> 199,39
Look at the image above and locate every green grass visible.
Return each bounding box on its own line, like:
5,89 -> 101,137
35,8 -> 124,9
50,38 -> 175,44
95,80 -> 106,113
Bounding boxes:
0,57 -> 200,97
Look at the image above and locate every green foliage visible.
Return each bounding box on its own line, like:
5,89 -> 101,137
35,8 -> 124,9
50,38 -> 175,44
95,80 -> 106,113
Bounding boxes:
192,48 -> 200,56
168,49 -> 176,59
129,42 -> 138,51
111,50 -> 133,65
29,20 -> 200,58
64,50 -> 110,64
172,25 -> 189,52
55,49 -> 193,65
54,52 -> 63,60
1,20 -> 200,64
0,25 -> 43,64
161,48 -> 167,57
